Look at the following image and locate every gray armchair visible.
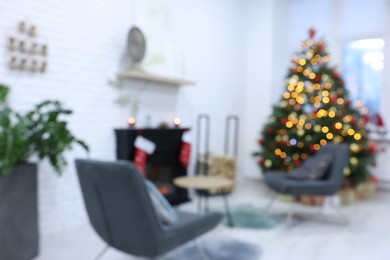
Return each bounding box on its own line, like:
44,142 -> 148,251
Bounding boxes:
263,144 -> 350,223
75,159 -> 222,259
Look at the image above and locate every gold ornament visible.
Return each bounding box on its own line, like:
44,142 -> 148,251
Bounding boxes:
350,157 -> 358,165
280,101 -> 288,107
323,97 -> 330,104
337,98 -> 345,105
354,133 -> 362,141
350,143 -> 360,153
265,160 -> 272,168
326,133 -> 334,140
347,129 -> 355,136
344,167 -> 351,176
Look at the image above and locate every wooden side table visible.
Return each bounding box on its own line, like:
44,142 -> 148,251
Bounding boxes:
174,175 -> 235,227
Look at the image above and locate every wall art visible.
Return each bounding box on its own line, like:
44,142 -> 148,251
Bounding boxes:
6,20 -> 48,73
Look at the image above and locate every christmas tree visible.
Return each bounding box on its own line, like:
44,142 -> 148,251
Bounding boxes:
255,28 -> 376,184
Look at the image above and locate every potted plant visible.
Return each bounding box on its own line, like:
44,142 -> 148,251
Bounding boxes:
0,83 -> 89,260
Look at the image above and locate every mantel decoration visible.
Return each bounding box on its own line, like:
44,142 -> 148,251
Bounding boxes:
116,25 -> 195,86
6,20 -> 48,73
127,26 -> 146,71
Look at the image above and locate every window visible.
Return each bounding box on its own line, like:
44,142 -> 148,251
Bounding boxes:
342,38 -> 384,116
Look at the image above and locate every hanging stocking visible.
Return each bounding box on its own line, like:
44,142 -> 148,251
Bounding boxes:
133,136 -> 156,176
179,132 -> 191,168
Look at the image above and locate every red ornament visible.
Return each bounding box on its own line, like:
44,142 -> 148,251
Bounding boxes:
266,128 -> 273,134
291,67 -> 298,74
375,113 -> 385,127
345,99 -> 351,106
317,43 -> 324,52
257,138 -> 264,145
333,71 -> 340,78
339,81 -> 345,87
308,27 -> 316,39
259,157 -> 265,165
360,115 -> 369,126
350,117 -> 356,125
330,96 -> 337,103
369,144 -> 376,153
280,118 -> 288,124
369,175 -> 379,184
294,160 -> 302,167
309,144 -> 316,152
313,75 -> 321,83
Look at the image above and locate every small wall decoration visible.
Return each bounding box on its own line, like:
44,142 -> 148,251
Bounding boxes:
6,20 -> 48,73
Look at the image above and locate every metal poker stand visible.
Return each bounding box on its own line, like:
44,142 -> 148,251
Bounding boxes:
194,114 -> 239,227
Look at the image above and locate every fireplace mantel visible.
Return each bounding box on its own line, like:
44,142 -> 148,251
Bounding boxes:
117,69 -> 196,86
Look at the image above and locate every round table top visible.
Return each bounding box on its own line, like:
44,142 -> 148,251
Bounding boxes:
173,175 -> 234,190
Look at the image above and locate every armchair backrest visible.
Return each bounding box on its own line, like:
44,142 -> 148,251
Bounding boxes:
317,143 -> 350,193
75,159 -> 163,256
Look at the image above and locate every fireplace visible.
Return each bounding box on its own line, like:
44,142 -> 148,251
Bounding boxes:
114,128 -> 190,206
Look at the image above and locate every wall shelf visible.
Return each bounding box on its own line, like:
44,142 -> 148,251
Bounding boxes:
117,69 -> 196,86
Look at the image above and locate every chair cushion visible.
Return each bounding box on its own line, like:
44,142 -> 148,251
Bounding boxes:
288,153 -> 333,180
144,180 -> 179,224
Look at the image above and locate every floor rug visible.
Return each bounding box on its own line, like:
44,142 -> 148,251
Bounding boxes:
158,233 -> 261,260
222,204 -> 283,229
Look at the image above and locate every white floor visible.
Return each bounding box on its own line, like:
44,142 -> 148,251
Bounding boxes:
35,178 -> 390,260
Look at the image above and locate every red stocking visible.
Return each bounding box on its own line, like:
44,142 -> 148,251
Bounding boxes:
133,136 -> 156,176
179,132 -> 191,168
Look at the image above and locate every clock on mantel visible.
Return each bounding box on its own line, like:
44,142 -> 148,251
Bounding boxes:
117,68 -> 196,87
118,26 -> 196,87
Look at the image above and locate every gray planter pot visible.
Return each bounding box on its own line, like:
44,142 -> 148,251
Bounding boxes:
0,163 -> 39,260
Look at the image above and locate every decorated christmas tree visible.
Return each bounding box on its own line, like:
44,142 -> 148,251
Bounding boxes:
255,28 -> 376,184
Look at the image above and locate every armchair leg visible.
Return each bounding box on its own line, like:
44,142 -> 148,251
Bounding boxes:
94,245 -> 109,260
194,239 -> 209,260
285,201 -> 295,226
317,196 -> 349,225
284,196 -> 349,227
264,193 -> 277,213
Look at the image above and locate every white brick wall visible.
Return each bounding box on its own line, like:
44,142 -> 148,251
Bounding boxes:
0,0 -> 248,235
